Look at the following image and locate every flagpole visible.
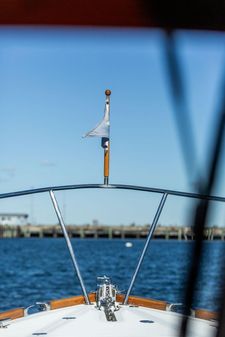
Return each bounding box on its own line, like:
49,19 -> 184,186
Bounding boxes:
103,89 -> 111,185
104,141 -> 110,185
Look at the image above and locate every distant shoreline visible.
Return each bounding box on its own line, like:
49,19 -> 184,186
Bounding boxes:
0,224 -> 224,240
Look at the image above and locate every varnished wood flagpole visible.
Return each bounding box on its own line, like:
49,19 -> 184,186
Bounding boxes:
104,141 -> 110,185
103,89 -> 111,185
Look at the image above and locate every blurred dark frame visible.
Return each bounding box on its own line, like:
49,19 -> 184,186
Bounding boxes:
0,0 -> 224,31
0,1 -> 225,336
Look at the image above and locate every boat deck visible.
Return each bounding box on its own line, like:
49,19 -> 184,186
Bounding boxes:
1,303 -> 217,337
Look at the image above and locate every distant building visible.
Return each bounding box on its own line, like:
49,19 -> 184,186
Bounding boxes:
0,213 -> 29,226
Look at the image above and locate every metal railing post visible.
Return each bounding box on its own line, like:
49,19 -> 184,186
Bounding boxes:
123,193 -> 168,305
49,190 -> 90,305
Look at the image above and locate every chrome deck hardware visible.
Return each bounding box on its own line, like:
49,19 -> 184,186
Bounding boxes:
166,303 -> 195,316
24,302 -> 50,316
96,276 -> 119,321
0,319 -> 11,328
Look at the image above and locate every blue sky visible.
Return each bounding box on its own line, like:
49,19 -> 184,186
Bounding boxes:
0,27 -> 225,226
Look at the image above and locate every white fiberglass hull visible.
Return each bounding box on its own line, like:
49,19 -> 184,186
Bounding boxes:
1,303 -> 217,337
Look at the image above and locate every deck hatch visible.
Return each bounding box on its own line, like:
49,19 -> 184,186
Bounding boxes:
140,320 -> 154,323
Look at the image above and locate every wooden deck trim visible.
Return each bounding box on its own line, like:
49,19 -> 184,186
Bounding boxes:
0,308 -> 24,321
116,294 -> 167,310
50,293 -> 167,311
195,308 -> 218,321
50,293 -> 96,310
0,295 -> 217,323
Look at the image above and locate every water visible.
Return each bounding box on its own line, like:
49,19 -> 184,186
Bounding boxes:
0,238 -> 224,312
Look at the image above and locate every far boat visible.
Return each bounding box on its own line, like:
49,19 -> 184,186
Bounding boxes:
0,90 -> 220,337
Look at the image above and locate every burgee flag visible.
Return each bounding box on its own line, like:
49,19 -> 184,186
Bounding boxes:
84,90 -> 110,140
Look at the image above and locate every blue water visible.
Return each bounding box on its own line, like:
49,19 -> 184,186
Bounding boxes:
0,239 -> 224,312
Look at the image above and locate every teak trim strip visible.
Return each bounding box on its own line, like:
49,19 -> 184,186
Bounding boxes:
0,308 -> 24,321
116,294 -> 167,310
50,293 -> 96,310
0,295 -> 217,322
50,293 -> 167,311
195,308 -> 218,321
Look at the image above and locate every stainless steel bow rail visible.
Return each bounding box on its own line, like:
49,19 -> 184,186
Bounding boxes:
1,183 -> 225,305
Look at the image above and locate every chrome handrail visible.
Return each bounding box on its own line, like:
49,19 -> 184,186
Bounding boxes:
1,182 -> 225,305
123,193 -> 168,305
0,183 -> 225,202
49,190 -> 90,305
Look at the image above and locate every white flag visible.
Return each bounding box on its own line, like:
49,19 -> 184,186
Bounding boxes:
84,96 -> 110,138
